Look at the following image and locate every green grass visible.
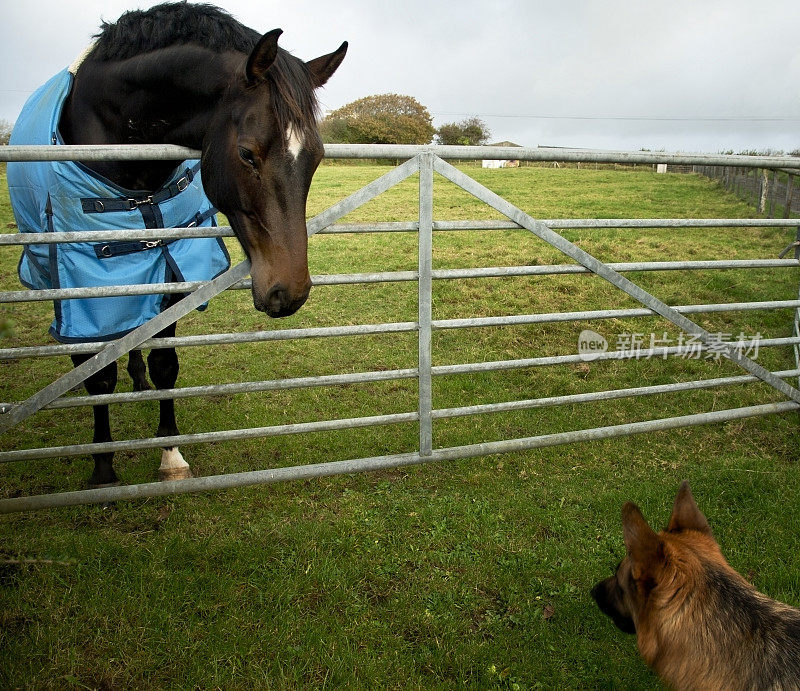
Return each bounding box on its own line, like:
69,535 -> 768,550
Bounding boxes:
1,163 -> 800,688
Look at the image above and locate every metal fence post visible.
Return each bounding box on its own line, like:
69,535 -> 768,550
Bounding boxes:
418,152 -> 434,457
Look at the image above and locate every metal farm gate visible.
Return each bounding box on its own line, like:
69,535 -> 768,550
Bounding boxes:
2,144 -> 800,512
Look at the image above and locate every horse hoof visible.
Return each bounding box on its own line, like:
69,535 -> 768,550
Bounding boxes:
159,467 -> 193,482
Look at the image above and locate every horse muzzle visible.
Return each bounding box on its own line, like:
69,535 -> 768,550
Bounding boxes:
253,281 -> 311,318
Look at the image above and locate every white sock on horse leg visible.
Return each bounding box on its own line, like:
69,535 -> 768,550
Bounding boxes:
159,447 -> 192,481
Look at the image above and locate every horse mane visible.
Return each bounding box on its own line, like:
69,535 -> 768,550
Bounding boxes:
90,3 -> 260,61
89,2 -> 319,135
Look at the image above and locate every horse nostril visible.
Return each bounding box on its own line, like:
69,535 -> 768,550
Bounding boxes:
266,284 -> 289,316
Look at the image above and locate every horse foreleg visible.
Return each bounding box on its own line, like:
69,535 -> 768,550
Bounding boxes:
127,350 -> 151,391
147,336 -> 191,482
71,354 -> 120,487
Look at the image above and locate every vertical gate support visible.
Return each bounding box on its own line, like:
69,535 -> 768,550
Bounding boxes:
418,153 -> 434,456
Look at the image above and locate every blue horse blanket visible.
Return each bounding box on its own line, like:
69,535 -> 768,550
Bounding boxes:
7,68 -> 230,343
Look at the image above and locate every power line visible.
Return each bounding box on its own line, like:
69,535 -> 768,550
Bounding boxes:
431,111 -> 800,123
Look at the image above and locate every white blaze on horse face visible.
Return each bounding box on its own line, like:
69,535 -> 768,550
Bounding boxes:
286,125 -> 303,160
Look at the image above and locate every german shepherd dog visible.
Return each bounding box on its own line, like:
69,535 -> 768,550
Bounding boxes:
591,481 -> 800,690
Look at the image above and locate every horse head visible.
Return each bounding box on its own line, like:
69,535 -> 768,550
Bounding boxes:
202,31 -> 347,317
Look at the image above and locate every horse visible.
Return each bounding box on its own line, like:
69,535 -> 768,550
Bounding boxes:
7,2 -> 346,487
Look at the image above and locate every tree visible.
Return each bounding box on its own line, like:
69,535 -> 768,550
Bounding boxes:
0,119 -> 13,145
434,117 -> 491,146
320,94 -> 435,145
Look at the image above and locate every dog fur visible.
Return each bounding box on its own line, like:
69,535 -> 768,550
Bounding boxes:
591,481 -> 800,690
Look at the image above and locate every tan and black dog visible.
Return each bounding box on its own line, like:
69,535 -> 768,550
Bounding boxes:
592,481 -> 800,690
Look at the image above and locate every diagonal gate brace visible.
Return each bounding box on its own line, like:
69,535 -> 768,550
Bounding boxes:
433,156 -> 800,405
0,260 -> 252,434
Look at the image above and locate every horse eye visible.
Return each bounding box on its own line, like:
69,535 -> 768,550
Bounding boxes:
238,146 -> 257,167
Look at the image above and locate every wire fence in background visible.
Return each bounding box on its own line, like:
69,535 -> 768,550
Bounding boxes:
695,165 -> 800,218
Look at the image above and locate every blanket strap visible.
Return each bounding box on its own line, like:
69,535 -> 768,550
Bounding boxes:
91,207 -> 219,259
79,163 -> 201,214
92,206 -> 217,259
94,239 -> 165,258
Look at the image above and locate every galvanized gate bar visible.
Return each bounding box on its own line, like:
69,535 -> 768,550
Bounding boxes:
432,156 -> 800,405
5,261 -> 798,305
0,260 -> 252,433
322,144 -> 800,169
0,227 -> 234,245
0,411 -> 420,463
436,218 -> 800,230
431,337 -> 800,376
6,143 -> 800,168
0,144 -> 200,162
2,400 -> 796,513
0,322 -> 420,361
2,368 -> 421,411
319,218 -> 800,233
432,303 -> 800,330
431,260 -> 800,280
794,228 -> 800,389
432,369 -> 800,420
795,276 -> 800,389
418,153 -> 434,456
3,218 -> 796,246
0,221 -> 424,244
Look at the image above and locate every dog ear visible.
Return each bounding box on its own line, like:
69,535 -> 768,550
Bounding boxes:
667,481 -> 712,535
622,502 -> 662,581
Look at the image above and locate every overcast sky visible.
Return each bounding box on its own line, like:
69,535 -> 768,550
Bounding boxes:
1,0 -> 798,153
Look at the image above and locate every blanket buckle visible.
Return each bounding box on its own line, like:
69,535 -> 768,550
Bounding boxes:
127,195 -> 154,209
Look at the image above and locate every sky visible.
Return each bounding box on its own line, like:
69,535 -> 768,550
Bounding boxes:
1,0 -> 798,154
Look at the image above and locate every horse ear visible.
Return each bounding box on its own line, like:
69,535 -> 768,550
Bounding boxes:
246,29 -> 283,83
306,41 -> 348,88
667,481 -> 712,535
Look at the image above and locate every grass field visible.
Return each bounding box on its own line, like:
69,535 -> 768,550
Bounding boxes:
1,162 -> 800,688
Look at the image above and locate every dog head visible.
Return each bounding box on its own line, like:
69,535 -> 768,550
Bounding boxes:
591,481 -> 713,635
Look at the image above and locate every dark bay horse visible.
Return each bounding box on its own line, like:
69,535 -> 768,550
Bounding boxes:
15,3 -> 346,486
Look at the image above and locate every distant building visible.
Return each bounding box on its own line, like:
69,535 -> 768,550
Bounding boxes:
482,141 -> 523,168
